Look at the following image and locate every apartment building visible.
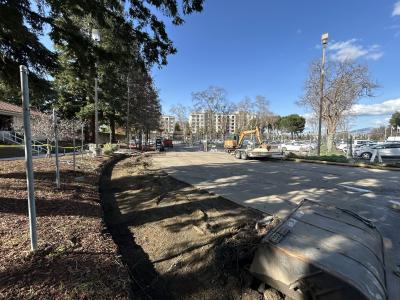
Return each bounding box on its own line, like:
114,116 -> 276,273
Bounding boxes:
161,115 -> 176,135
215,114 -> 237,134
189,111 -> 256,136
189,112 -> 205,134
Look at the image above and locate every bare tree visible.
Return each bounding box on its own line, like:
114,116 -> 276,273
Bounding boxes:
14,113 -> 80,154
264,114 -> 281,139
170,104 -> 189,140
299,59 -> 377,152
192,86 -> 231,139
254,95 -> 272,132
235,97 -> 254,132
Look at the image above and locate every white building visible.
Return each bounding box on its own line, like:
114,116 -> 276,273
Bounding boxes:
215,114 -> 237,134
189,111 -> 256,137
161,115 -> 176,135
189,111 -> 208,134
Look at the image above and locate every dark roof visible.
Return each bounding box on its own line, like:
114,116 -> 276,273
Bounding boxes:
0,100 -> 41,116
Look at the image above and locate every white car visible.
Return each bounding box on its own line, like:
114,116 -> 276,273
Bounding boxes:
337,143 -> 348,152
281,141 -> 312,152
356,143 -> 400,160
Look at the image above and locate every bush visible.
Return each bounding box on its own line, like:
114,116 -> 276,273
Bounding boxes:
307,154 -> 349,163
287,152 -> 349,163
103,143 -> 118,155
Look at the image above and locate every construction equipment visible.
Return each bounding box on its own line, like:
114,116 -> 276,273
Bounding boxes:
224,128 -> 262,153
223,133 -> 239,152
250,199 -> 387,300
225,128 -> 281,159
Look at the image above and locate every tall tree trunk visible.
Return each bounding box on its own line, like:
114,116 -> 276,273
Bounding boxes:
138,130 -> 143,150
326,121 -> 337,153
91,115 -> 95,143
110,115 -> 116,143
327,132 -> 335,153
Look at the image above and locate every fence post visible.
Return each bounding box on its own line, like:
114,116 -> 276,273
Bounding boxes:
73,120 -> 76,175
81,121 -> 84,161
20,65 -> 38,251
53,109 -> 60,188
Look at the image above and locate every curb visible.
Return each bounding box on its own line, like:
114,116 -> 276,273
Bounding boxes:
281,157 -> 400,171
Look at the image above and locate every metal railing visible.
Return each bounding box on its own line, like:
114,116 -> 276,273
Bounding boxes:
1,131 -> 47,155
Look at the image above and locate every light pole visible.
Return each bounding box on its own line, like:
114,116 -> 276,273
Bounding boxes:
317,32 -> 328,156
91,28 -> 101,156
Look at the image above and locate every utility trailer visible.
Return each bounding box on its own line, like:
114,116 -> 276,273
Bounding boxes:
250,199 -> 387,300
226,127 -> 283,159
234,146 -> 283,160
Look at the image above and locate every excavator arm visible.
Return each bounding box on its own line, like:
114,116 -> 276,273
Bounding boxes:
237,127 -> 263,148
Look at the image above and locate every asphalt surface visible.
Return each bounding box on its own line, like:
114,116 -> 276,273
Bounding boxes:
152,145 -> 400,299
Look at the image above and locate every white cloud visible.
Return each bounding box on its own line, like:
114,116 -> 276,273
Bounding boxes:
393,1 -> 400,16
349,98 -> 400,116
328,39 -> 383,62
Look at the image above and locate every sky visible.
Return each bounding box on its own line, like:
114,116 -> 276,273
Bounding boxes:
151,0 -> 400,130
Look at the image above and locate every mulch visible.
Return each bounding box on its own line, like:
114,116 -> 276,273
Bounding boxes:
0,156 -> 130,299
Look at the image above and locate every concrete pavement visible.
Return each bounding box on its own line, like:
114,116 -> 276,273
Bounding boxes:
151,148 -> 400,299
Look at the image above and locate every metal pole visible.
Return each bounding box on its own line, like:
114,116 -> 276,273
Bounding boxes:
20,65 -> 38,251
126,74 -> 130,145
81,120 -> 84,160
94,77 -> 99,155
317,33 -> 328,156
53,109 -> 60,188
73,120 -> 76,175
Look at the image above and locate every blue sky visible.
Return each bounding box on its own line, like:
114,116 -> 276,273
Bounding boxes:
152,0 -> 400,130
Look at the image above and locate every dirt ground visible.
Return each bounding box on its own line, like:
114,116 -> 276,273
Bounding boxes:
101,154 -> 282,300
0,156 -> 130,299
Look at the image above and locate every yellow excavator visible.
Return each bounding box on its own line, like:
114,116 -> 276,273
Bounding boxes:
224,127 -> 263,152
224,128 -> 278,159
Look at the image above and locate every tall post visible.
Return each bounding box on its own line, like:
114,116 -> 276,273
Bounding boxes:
53,109 -> 60,188
126,74 -> 130,145
317,33 -> 329,156
81,120 -> 84,160
347,135 -> 353,158
72,120 -> 76,175
94,77 -> 99,155
20,65 -> 38,251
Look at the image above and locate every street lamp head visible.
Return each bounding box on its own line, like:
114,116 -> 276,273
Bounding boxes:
321,32 -> 329,45
91,28 -> 101,43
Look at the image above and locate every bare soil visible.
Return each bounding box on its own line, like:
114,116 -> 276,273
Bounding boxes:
0,155 -> 130,299
101,154 -> 278,300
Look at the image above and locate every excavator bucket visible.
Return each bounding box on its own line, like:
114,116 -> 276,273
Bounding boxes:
250,199 -> 387,300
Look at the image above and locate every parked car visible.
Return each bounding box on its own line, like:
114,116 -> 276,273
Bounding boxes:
387,136 -> 400,142
337,143 -> 348,152
337,140 -> 376,153
353,141 -> 377,155
352,139 -> 372,149
356,143 -> 400,160
281,141 -> 312,152
163,139 -> 173,148
129,139 -> 139,149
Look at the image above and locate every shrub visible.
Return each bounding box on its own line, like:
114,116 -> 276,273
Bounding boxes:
103,143 -> 118,155
287,152 -> 349,163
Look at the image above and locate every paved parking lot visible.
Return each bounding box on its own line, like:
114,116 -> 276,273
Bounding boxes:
152,147 -> 400,299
